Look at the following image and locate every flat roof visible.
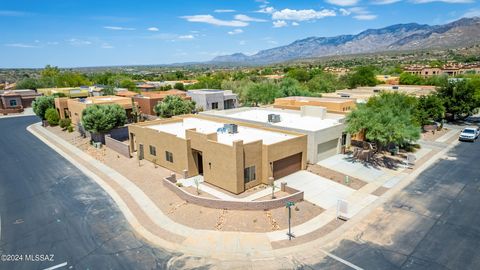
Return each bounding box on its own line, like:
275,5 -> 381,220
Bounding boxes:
276,96 -> 354,104
147,117 -> 295,145
187,89 -> 231,94
75,95 -> 132,105
205,108 -> 343,132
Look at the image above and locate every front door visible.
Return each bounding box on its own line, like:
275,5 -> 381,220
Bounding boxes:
139,144 -> 144,160
197,152 -> 204,175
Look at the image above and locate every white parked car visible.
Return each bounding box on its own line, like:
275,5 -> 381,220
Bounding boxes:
459,127 -> 479,142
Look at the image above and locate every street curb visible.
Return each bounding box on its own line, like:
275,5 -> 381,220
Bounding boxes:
26,122 -> 461,262
26,124 -> 184,254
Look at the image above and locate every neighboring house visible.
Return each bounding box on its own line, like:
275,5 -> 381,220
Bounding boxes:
133,90 -> 191,116
0,89 -> 42,108
136,83 -> 156,92
321,85 -> 436,103
403,63 -> 480,77
187,89 -> 238,111
202,106 -> 348,163
273,96 -> 356,114
128,115 -> 307,194
116,90 -> 139,98
37,87 -> 89,98
54,95 -> 134,126
88,85 -> 106,96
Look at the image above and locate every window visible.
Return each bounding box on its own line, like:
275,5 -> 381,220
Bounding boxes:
211,102 -> 218,109
149,145 -> 156,156
244,166 -> 256,183
165,151 -> 174,163
9,99 -> 17,107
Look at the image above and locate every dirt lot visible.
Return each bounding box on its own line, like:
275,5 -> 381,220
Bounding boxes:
47,126 -> 324,232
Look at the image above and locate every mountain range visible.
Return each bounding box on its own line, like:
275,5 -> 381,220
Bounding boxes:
211,17 -> 480,65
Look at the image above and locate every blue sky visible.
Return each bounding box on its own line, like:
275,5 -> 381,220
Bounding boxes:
0,0 -> 478,68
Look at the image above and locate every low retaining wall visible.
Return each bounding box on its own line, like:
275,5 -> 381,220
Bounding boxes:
0,107 -> 24,115
163,175 -> 304,210
105,135 -> 131,158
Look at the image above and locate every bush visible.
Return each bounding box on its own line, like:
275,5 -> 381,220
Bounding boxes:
154,95 -> 195,118
67,126 -> 74,133
45,108 -> 60,126
59,118 -> 72,129
81,104 -> 127,133
32,96 -> 55,120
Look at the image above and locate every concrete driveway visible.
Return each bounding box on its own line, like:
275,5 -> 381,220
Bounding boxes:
277,171 -> 377,216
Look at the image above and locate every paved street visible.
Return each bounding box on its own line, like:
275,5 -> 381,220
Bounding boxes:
0,116 -> 188,270
314,135 -> 480,269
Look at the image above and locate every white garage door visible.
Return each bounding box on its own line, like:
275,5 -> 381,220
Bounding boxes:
317,139 -> 339,161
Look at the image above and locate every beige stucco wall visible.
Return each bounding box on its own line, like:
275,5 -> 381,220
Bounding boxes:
128,115 -> 308,194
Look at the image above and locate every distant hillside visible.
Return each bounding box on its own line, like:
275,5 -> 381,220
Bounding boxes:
211,17 -> 480,65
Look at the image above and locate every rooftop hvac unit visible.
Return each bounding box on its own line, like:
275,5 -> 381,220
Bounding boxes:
268,114 -> 281,123
223,123 -> 238,134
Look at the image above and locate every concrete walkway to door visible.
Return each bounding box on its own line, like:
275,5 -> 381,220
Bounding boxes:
178,175 -> 274,202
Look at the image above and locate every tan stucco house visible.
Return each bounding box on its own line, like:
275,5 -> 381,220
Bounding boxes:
128,115 -> 307,194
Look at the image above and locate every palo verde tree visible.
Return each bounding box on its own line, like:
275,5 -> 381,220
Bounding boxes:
244,81 -> 280,106
81,104 -> 127,134
32,96 -> 55,120
153,95 -> 195,118
346,92 -> 421,149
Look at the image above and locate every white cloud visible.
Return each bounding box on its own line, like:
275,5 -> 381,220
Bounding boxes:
234,14 -> 267,22
181,14 -> 249,27
147,27 -> 159,31
178,34 -> 195,40
463,8 -> 480,17
339,8 -> 352,15
68,38 -> 92,46
214,9 -> 236,13
4,43 -> 38,48
354,14 -> 378,20
239,40 -> 246,45
348,7 -> 378,20
0,10 -> 27,16
272,8 -> 336,21
47,41 -> 59,45
101,43 -> 114,49
292,22 -> 300,26
371,0 -> 402,4
104,26 -> 135,31
228,29 -> 244,35
273,20 -> 288,28
256,6 -> 276,14
325,0 -> 360,6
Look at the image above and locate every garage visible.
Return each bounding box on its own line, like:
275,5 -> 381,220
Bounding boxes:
316,139 -> 339,161
273,153 -> 302,180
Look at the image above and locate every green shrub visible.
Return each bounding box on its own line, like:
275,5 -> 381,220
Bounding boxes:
45,108 -> 60,126
32,96 -> 55,120
59,118 -> 72,129
67,126 -> 74,133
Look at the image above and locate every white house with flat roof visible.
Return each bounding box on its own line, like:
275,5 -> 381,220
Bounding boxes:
201,106 -> 349,163
187,89 -> 238,111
